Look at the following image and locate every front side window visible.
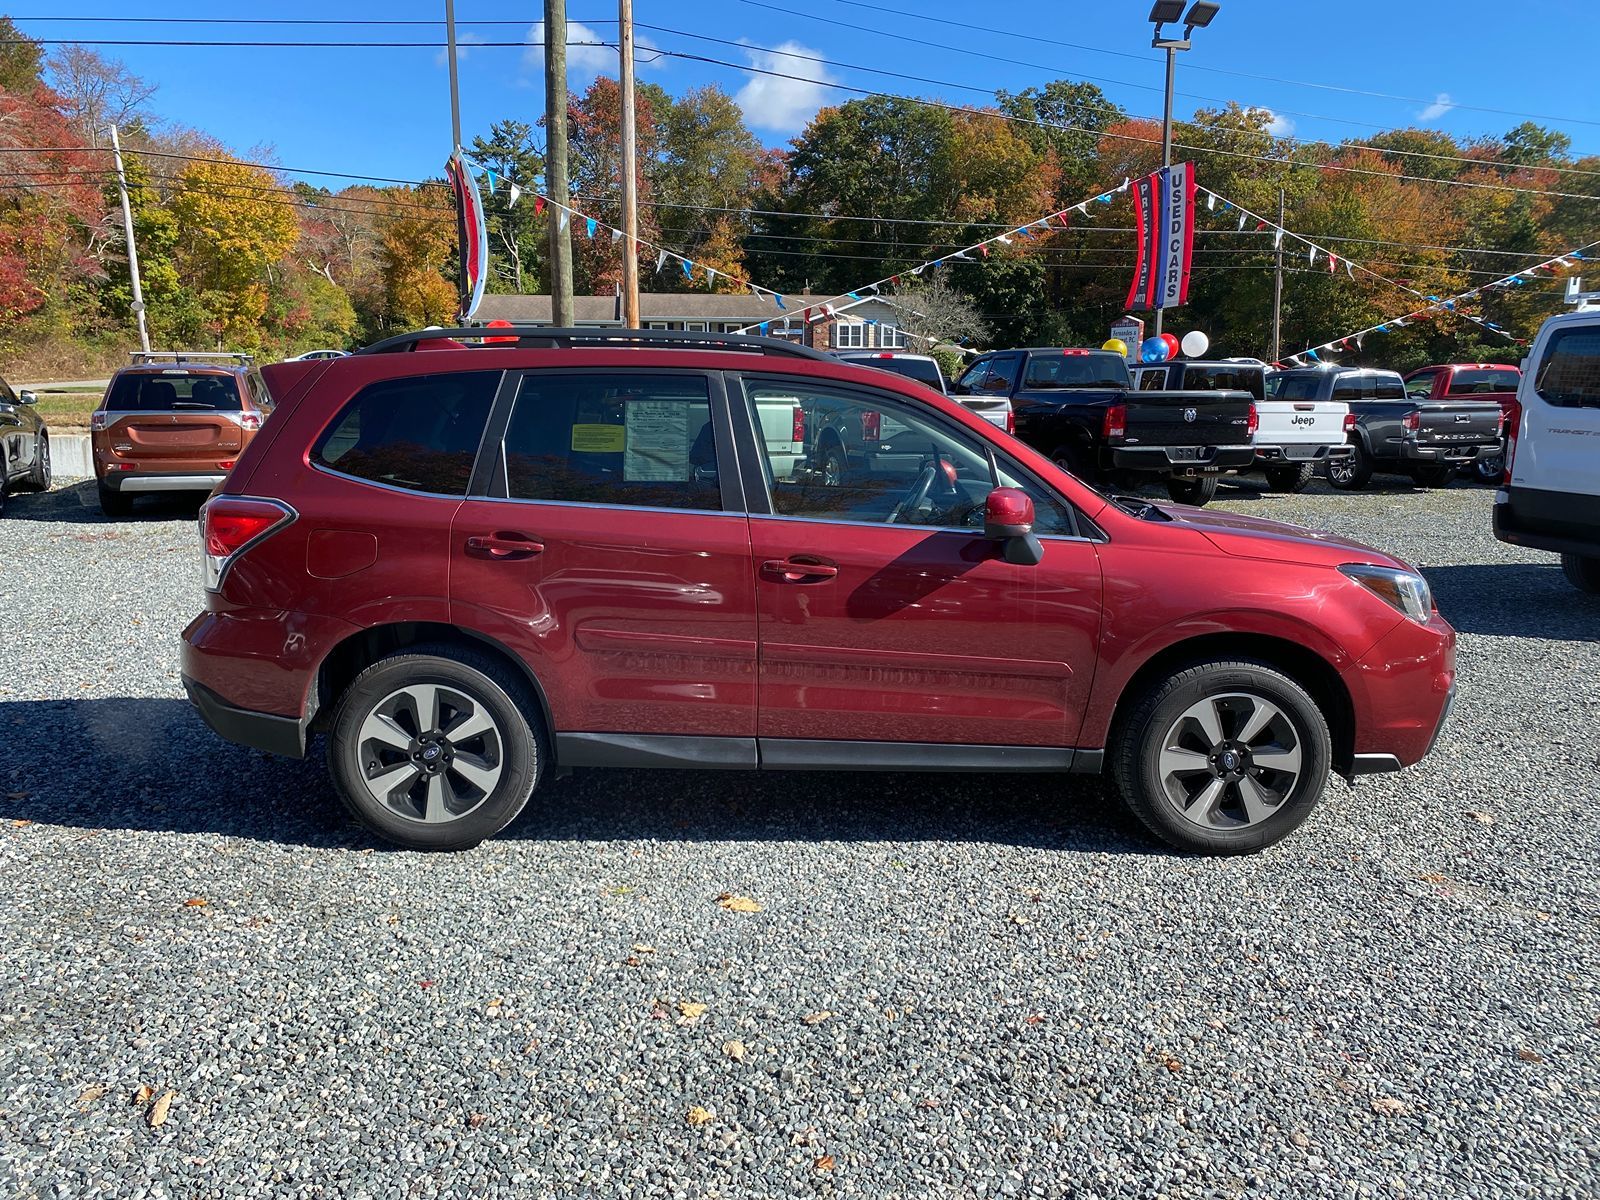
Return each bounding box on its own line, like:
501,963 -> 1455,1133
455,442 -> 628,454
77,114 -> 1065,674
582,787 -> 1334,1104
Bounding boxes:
1405,371 -> 1436,399
954,360 -> 991,395
742,380 -> 1076,535
502,373 -> 721,511
1533,328 -> 1600,409
314,371 -> 499,495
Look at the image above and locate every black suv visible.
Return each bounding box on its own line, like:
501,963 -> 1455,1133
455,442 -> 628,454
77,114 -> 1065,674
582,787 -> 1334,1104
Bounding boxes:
0,374 -> 50,515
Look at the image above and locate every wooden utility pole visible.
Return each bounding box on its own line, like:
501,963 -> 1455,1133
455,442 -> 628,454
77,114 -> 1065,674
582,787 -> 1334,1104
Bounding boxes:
1270,187 -> 1286,363
618,0 -> 640,328
108,124 -> 150,354
544,0 -> 575,326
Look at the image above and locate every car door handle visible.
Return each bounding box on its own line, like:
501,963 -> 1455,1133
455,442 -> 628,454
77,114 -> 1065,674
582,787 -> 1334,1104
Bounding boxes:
761,557 -> 838,583
465,533 -> 545,560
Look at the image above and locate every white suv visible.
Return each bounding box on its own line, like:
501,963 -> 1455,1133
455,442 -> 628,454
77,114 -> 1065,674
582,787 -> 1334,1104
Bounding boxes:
1493,309 -> 1600,592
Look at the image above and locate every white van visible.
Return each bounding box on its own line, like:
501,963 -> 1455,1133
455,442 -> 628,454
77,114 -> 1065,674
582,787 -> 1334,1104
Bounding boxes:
1493,309 -> 1600,592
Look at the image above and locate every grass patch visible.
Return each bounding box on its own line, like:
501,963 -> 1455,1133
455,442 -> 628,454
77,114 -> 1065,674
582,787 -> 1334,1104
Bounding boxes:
34,390 -> 102,429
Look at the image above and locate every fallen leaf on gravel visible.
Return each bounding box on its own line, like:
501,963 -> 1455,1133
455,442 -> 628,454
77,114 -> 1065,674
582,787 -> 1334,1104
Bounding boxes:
9,818 -> 31,827
815,1155 -> 835,1172
418,980 -> 435,989
6,791 -> 29,800
182,898 -> 207,908
686,1105 -> 714,1126
649,1005 -> 669,1021
1517,1048 -> 1545,1063
677,1001 -> 707,1021
1025,1014 -> 1044,1026
76,1084 -> 106,1108
1465,810 -> 1496,825
147,1091 -> 173,1127
1418,873 -> 1449,885
130,1085 -> 153,1106
723,1040 -> 746,1061
484,997 -> 503,1017
1161,1055 -> 1183,1073
1290,1131 -> 1310,1148
1008,913 -> 1030,927
632,943 -> 656,954
716,893 -> 762,914
467,1113 -> 487,1129
1371,1097 -> 1408,1116
802,1010 -> 832,1026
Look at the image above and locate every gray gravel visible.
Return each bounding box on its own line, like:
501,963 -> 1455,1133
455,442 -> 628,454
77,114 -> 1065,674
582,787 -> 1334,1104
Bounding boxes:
1,476 -> 1597,1200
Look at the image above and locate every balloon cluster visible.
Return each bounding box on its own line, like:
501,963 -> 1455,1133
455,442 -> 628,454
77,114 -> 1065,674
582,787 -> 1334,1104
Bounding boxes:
1127,330 -> 1211,362
1140,334 -> 1180,362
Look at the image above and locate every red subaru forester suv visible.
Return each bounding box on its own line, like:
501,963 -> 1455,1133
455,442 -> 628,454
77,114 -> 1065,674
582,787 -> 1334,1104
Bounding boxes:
181,328 -> 1455,854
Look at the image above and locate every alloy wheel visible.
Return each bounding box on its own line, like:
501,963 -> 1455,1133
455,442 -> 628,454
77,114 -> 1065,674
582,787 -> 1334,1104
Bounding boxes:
1156,692 -> 1304,830
355,683 -> 505,824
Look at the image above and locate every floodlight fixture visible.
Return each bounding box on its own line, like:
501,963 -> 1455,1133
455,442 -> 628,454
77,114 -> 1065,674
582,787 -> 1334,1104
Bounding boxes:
1184,2 -> 1221,29
1148,2 -> 1186,24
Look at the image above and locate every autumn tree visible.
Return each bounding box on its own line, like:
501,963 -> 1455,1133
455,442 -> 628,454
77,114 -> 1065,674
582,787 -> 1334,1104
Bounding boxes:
376,187 -> 457,329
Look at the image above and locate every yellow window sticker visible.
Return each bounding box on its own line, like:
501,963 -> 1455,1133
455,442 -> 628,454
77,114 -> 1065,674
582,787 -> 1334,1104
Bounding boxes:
571,422 -> 625,453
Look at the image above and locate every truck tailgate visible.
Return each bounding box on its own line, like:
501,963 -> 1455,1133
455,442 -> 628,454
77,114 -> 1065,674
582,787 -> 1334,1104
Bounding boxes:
1125,389 -> 1253,450
1257,400 -> 1345,446
1415,401 -> 1502,446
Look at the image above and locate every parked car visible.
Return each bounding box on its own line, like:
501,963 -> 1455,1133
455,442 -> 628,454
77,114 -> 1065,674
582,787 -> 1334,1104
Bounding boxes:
180,326 -> 1455,856
1403,363 -> 1521,482
0,374 -> 50,516
1268,366 -> 1503,490
91,352 -> 275,516
828,351 -> 948,394
954,348 -> 1255,505
1132,358 -> 1352,493
288,349 -> 350,361
1493,311 -> 1600,592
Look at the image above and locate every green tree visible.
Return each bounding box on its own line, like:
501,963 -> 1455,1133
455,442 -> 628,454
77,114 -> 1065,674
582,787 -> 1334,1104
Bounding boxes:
468,119 -> 544,294
0,17 -> 43,93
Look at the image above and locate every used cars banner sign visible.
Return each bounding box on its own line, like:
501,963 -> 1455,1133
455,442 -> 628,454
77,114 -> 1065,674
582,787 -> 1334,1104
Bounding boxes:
1126,163 -> 1196,311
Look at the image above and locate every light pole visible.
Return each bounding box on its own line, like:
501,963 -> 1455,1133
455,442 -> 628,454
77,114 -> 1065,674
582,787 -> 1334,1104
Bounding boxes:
1148,0 -> 1219,339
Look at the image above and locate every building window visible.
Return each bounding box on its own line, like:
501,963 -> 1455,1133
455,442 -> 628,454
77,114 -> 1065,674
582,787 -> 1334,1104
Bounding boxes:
684,321 -> 708,333
645,321 -> 671,330
878,322 -> 907,349
833,322 -> 867,349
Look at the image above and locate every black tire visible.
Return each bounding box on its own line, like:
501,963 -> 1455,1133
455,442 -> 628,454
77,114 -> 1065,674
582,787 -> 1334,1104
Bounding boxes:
1472,452 -> 1503,485
1326,443 -> 1371,490
1263,462 -> 1314,493
1166,473 -> 1219,506
97,481 -> 133,517
1051,443 -> 1095,484
1561,553 -> 1600,595
0,459 -> 8,518
1408,463 -> 1453,489
25,432 -> 51,491
328,644 -> 543,850
1111,659 -> 1333,855
820,441 -> 847,487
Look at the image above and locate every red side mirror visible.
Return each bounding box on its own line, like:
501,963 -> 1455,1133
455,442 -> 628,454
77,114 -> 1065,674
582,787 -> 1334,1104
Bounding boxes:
983,486 -> 1034,540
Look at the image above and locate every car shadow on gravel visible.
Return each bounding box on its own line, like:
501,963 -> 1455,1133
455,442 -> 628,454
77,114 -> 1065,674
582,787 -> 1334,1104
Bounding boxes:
1,479 -> 203,524
0,698 -> 1152,854
1424,562 -> 1600,642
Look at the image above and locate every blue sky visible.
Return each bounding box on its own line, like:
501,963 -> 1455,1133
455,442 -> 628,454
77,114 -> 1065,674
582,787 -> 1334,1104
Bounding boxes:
20,0 -> 1600,188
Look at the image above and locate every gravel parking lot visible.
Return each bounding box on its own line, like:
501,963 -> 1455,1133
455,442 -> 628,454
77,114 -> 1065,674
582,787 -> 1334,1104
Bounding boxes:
1,476 -> 1596,1199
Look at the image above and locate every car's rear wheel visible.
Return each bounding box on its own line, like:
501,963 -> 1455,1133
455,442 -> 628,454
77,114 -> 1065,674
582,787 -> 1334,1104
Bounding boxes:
0,460 -> 8,517
1409,463 -> 1454,489
1264,462 -> 1314,493
96,482 -> 133,517
1472,451 -> 1504,484
328,646 -> 542,850
1560,553 -> 1600,594
1326,444 -> 1371,490
1166,473 -> 1219,506
1112,659 -> 1332,854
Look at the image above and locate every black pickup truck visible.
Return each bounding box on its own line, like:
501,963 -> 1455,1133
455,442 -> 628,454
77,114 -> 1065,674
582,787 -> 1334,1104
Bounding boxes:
1268,366 -> 1503,490
952,348 -> 1255,505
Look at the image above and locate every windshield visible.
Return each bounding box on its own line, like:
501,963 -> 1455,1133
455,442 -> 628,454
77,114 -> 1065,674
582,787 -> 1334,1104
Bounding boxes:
846,356 -> 945,392
105,371 -> 242,412
1022,352 -> 1130,390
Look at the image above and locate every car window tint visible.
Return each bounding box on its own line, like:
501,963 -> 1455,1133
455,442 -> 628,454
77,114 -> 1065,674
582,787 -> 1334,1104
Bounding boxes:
105,372 -> 243,412
1534,328 -> 1600,409
1138,369 -> 1167,391
502,374 -> 721,511
1447,369 -> 1519,394
1182,365 -> 1264,402
844,356 -> 945,392
1275,375 -> 1321,402
1332,374 -> 1405,401
954,360 -> 990,395
742,380 -> 1076,535
314,370 -> 498,495
1021,353 -> 1128,389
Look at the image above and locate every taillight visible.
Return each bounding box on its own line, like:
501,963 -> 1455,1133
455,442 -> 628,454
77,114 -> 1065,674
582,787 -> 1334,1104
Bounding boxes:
1343,412 -> 1357,434
1502,397 -> 1521,484
791,406 -> 805,443
1402,410 -> 1421,433
1102,403 -> 1126,441
1246,403 -> 1259,437
202,496 -> 294,591
1004,408 -> 1015,435
862,411 -> 882,441
90,410 -> 109,431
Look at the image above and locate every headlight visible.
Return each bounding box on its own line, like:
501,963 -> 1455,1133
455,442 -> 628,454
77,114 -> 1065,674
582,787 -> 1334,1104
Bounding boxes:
1339,563 -> 1433,623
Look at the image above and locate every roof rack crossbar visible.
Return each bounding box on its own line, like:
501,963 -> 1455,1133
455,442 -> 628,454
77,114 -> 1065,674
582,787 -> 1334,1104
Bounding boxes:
354,326 -> 832,361
129,350 -> 254,365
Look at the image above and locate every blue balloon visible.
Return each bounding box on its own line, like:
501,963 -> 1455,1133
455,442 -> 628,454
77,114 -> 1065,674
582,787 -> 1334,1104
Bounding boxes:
1140,337 -> 1168,362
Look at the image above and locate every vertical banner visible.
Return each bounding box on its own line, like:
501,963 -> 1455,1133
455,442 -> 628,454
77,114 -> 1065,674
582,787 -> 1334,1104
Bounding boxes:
1125,163 -> 1196,311
446,151 -> 489,321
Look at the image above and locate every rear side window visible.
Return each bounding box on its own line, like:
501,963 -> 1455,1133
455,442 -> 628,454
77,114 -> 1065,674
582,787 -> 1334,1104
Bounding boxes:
1137,369 -> 1167,391
1449,369 -> 1520,394
501,374 -> 721,511
1332,374 -> 1406,401
1533,328 -> 1600,409
105,371 -> 242,412
313,370 -> 499,495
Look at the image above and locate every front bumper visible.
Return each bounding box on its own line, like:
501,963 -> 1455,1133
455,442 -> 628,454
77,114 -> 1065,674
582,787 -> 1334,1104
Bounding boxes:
1341,611 -> 1456,773
1106,444 -> 1255,475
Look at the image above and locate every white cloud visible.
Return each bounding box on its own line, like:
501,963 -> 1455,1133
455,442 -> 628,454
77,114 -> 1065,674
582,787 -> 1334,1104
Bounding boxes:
522,21 -> 658,83
733,40 -> 837,134
1252,107 -> 1294,137
1418,92 -> 1455,122
434,31 -> 485,68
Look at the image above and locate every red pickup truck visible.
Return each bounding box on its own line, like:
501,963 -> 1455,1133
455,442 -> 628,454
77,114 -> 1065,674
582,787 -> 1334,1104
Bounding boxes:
1402,363 -> 1519,482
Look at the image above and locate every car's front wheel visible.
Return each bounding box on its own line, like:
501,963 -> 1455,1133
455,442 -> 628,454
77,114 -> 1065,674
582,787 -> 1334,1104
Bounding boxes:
1326,444 -> 1371,490
328,645 -> 543,850
1112,659 -> 1332,854
1166,473 -> 1219,506
1561,553 -> 1600,594
1409,463 -> 1454,489
96,481 -> 132,517
1264,462 -> 1314,493
24,432 -> 50,491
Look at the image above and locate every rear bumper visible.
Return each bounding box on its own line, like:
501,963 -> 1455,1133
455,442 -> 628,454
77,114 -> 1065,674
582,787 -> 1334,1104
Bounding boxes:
1254,442 -> 1353,463
1341,612 -> 1456,772
1399,440 -> 1497,464
1494,488 -> 1600,558
103,472 -> 228,493
182,674 -> 309,758
1106,444 -> 1255,474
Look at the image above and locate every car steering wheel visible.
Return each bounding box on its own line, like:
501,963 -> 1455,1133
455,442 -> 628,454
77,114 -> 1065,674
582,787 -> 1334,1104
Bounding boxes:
887,463 -> 939,524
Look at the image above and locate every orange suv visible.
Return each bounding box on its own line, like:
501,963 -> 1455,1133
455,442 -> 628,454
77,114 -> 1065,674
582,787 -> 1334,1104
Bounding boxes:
92,352 -> 273,516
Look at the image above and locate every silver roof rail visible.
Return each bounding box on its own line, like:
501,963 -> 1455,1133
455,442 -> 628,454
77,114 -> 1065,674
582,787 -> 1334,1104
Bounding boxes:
129,350 -> 255,366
